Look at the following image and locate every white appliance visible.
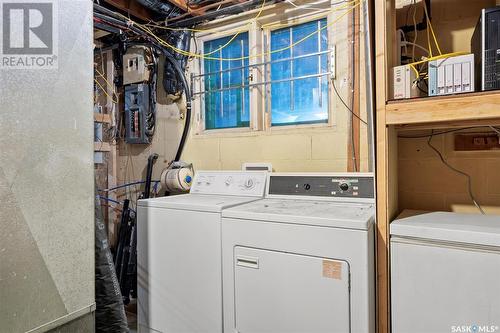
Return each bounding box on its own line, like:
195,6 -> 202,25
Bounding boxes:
137,171 -> 268,333
391,211 -> 500,333
221,173 -> 376,333
428,54 -> 474,96
393,64 -> 420,99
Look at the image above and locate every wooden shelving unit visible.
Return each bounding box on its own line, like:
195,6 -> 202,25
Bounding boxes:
374,1 -> 500,332
386,90 -> 500,126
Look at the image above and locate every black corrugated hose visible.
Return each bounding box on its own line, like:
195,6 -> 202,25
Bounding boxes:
94,4 -> 192,162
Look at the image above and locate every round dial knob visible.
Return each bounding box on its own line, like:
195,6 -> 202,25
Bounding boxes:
244,178 -> 255,189
303,184 -> 311,191
225,176 -> 233,186
339,183 -> 349,192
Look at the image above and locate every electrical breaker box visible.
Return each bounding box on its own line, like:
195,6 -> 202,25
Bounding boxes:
125,84 -> 151,144
123,47 -> 151,85
428,54 -> 474,96
393,65 -> 420,99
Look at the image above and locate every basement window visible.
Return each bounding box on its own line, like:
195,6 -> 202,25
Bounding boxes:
203,33 -> 250,130
269,19 -> 329,126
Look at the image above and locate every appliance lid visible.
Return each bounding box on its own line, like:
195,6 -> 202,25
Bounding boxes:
222,198 -> 375,230
390,211 -> 500,247
138,194 -> 261,213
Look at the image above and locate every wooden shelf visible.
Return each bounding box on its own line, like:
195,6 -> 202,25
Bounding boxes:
386,90 -> 500,126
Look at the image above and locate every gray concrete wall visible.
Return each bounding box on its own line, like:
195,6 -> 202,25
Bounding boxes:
0,1 -> 95,332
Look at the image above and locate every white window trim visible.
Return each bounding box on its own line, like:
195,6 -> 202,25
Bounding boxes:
192,23 -> 255,135
262,14 -> 335,131
190,3 -> 341,137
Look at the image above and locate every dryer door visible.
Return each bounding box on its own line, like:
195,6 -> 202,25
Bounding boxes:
233,246 -> 351,333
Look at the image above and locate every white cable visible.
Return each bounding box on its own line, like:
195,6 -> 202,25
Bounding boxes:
285,0 -> 348,11
489,126 -> 500,136
402,41 -> 429,55
427,131 -> 486,215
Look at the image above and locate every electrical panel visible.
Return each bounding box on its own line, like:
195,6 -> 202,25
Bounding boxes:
125,84 -> 151,144
428,54 -> 474,96
393,65 -> 420,99
471,7 -> 500,91
123,46 -> 152,85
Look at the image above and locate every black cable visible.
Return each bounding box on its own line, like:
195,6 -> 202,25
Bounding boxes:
427,131 -> 485,215
94,9 -> 192,162
332,79 -> 368,125
397,126 -> 498,139
350,10 -> 357,172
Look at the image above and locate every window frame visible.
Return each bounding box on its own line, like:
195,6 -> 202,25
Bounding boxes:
263,15 -> 335,131
192,11 -> 337,136
195,27 -> 255,135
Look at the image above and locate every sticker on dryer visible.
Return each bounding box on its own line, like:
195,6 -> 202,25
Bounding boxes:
322,260 -> 342,280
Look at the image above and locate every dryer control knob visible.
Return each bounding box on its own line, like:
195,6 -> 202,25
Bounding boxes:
339,183 -> 349,192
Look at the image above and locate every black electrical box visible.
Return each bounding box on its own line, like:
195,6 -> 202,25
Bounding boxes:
125,84 -> 151,144
471,7 -> 500,91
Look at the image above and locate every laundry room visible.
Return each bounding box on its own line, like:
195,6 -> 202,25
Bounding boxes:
1,0 -> 499,333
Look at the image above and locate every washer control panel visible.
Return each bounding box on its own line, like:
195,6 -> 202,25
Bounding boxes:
267,174 -> 375,199
190,171 -> 267,196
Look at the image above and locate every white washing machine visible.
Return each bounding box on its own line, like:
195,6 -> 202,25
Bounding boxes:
391,211 -> 500,333
137,171 -> 268,333
221,173 -> 376,333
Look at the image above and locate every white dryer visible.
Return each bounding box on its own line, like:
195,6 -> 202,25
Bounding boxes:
221,173 -> 376,333
137,171 -> 267,333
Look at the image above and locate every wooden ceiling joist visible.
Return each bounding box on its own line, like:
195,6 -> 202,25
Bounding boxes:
103,0 -> 155,21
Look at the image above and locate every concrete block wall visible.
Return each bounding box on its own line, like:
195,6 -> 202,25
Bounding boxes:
398,132 -> 500,214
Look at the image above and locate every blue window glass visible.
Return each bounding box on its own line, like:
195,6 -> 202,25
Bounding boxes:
204,33 -> 250,130
270,19 -> 329,126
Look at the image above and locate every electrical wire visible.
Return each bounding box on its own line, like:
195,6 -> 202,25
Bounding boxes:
96,0 -> 361,61
332,79 -> 368,125
411,0 -> 417,62
427,131 -> 485,215
261,0 -> 357,29
94,78 -> 118,104
100,180 -> 161,193
284,0 -> 340,11
423,1 -> 441,55
98,195 -> 137,214
201,0 -> 266,56
407,51 -> 468,77
397,126 -> 498,139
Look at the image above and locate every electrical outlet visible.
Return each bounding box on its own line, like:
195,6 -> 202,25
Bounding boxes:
455,133 -> 500,151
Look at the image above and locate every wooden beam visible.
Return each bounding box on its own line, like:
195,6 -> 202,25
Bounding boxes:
166,0 -> 189,12
395,117 -> 500,131
103,0 -> 155,22
347,5 -> 361,172
386,90 -> 500,126
374,0 -> 395,332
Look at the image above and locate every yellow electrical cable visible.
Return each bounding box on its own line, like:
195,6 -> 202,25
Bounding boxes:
423,1 -> 441,55
261,0 -> 357,30
95,68 -> 119,102
203,0 -> 266,56
408,51 -> 469,68
94,79 -> 118,104
95,68 -> 116,91
131,0 -> 361,61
